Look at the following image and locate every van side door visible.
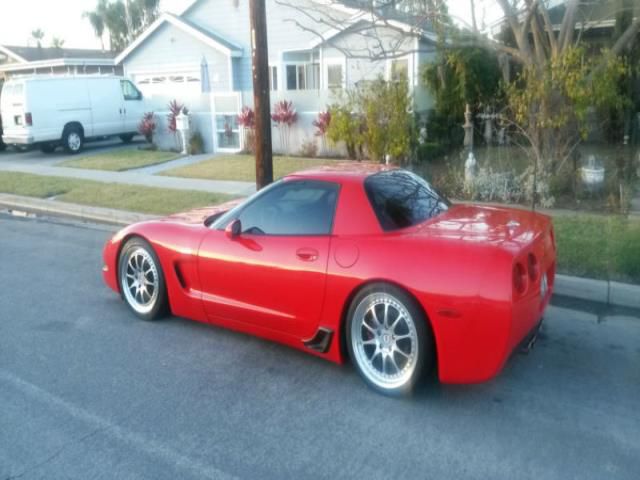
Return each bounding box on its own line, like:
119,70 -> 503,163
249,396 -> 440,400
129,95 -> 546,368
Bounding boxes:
120,80 -> 144,134
88,78 -> 124,136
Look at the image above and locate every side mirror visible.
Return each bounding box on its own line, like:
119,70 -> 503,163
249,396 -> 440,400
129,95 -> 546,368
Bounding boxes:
225,219 -> 241,238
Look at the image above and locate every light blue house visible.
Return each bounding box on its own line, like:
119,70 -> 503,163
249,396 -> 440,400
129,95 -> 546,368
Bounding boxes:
116,0 -> 438,154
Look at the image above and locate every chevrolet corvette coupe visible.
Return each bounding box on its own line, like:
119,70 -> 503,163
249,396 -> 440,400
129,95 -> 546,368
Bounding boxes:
103,165 -> 556,395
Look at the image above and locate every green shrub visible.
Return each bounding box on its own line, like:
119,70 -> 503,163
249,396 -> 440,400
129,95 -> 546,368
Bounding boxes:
416,142 -> 447,162
189,131 -> 204,155
327,76 -> 413,163
298,138 -> 318,158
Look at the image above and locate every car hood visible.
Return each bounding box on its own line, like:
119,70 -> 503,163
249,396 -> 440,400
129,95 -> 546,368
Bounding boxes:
415,203 -> 550,249
161,199 -> 244,225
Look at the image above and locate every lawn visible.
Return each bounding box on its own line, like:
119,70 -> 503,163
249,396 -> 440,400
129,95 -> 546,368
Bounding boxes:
60,148 -> 181,172
0,172 -> 234,215
161,154 -> 340,181
553,214 -> 640,284
1,170 -> 638,283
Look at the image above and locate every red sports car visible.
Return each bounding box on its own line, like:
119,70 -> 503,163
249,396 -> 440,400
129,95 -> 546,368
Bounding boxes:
103,164 -> 555,395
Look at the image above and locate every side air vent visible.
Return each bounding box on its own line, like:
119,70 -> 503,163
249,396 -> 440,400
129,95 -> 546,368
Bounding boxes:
303,327 -> 333,353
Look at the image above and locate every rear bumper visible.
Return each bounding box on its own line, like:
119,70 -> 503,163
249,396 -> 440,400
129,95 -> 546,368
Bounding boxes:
433,258 -> 555,385
2,134 -> 34,145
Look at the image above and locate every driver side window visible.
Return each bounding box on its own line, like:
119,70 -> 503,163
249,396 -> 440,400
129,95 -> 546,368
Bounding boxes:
237,180 -> 339,236
121,80 -> 142,101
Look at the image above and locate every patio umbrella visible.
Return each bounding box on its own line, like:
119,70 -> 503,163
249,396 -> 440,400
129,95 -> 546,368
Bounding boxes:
200,56 -> 216,152
200,56 -> 211,93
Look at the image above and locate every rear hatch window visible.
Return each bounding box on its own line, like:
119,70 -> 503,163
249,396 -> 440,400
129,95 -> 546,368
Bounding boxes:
364,170 -> 450,231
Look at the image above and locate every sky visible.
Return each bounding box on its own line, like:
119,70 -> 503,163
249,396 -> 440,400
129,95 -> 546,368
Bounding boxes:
0,0 -> 502,50
0,0 -> 190,49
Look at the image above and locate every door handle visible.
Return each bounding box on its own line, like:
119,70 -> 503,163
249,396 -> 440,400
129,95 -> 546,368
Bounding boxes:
296,248 -> 319,262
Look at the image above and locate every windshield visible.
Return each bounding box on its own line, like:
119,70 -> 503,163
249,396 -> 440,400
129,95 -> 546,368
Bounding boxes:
364,170 -> 450,231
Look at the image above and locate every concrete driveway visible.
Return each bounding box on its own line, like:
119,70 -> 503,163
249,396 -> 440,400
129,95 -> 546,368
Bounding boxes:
0,213 -> 638,480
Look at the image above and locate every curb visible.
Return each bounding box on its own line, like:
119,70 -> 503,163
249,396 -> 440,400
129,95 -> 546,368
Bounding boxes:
554,274 -> 640,310
0,193 -> 157,227
2,193 -> 639,310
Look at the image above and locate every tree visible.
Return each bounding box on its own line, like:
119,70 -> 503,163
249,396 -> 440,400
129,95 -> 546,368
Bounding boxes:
327,75 -> 414,163
278,0 -> 640,206
30,29 -> 45,48
83,6 -> 106,51
50,37 -> 65,49
83,0 -> 160,52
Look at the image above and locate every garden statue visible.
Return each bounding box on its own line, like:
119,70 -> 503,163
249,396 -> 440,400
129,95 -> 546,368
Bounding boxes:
463,104 -> 474,149
465,150 -> 477,186
483,107 -> 493,145
419,126 -> 427,145
497,127 -> 506,146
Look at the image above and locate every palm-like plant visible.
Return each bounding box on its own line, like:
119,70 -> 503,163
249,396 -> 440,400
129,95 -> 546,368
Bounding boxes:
83,10 -> 106,50
50,37 -> 65,49
271,100 -> 297,155
31,29 -> 45,48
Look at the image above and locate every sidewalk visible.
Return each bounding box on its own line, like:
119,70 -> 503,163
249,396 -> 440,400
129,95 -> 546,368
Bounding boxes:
0,160 -> 256,196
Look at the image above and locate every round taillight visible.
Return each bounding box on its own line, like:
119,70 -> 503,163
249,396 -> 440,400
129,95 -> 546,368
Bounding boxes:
513,262 -> 527,295
528,253 -> 539,282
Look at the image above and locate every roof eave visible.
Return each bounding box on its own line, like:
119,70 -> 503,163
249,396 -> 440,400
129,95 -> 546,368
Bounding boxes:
115,12 -> 242,64
0,58 -> 116,72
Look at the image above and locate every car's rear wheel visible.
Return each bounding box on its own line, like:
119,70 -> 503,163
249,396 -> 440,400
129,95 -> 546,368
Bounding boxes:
346,283 -> 432,396
119,133 -> 135,143
118,237 -> 168,321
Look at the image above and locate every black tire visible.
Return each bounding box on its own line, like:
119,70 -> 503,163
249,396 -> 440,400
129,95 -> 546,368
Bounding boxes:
120,133 -> 135,143
62,125 -> 84,154
40,143 -> 56,153
346,282 -> 433,396
117,237 -> 168,321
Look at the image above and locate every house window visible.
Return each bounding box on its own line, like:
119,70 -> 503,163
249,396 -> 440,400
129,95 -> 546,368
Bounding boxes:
390,59 -> 409,82
286,63 -> 319,90
133,72 -> 200,94
327,63 -> 343,89
269,66 -> 278,91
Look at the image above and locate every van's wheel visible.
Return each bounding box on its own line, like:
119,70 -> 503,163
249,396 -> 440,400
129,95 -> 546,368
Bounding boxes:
119,134 -> 135,143
62,126 -> 83,154
346,283 -> 433,396
40,143 -> 56,153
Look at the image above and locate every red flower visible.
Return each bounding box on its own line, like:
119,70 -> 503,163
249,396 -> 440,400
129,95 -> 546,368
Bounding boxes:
312,110 -> 331,136
271,100 -> 297,126
237,106 -> 255,129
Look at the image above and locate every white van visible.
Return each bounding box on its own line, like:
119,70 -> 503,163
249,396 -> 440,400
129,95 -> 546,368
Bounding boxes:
0,75 -> 146,154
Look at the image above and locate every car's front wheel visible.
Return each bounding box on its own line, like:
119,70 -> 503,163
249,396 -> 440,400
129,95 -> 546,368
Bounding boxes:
118,237 -> 168,321
346,283 -> 433,396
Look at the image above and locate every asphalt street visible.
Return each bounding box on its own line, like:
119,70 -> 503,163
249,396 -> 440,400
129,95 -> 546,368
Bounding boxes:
0,213 -> 639,480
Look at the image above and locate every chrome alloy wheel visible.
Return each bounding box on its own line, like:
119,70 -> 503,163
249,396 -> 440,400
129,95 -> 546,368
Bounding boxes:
351,292 -> 419,390
67,132 -> 82,151
121,247 -> 159,315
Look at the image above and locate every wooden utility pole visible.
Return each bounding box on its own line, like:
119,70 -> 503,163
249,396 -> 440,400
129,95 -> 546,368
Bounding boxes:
249,0 -> 273,189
